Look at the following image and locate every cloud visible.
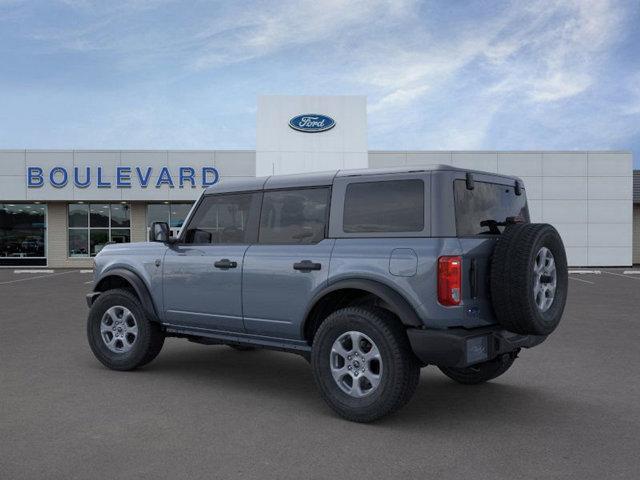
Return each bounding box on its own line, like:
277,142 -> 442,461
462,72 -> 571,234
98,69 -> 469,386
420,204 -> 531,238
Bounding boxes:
0,0 -> 637,160
348,0 -> 633,149
189,0 -> 415,70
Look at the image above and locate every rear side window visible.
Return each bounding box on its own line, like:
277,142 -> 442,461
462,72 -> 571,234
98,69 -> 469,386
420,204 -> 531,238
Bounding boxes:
454,180 -> 529,235
184,193 -> 260,244
259,188 -> 330,244
343,180 -> 424,233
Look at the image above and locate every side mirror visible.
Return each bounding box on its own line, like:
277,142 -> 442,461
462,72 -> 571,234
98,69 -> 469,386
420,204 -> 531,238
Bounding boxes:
151,222 -> 171,243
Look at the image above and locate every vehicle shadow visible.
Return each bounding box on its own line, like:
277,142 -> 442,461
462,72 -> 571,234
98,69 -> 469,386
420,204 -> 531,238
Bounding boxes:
134,343 -> 590,431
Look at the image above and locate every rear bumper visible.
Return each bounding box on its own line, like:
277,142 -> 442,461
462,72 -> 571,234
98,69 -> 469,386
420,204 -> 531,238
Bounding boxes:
407,326 -> 547,368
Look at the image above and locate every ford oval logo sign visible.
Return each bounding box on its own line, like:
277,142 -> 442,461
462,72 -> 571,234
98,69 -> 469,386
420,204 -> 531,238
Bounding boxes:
289,114 -> 335,133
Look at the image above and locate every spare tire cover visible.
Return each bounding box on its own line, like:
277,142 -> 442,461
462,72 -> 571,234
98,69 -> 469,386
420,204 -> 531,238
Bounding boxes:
490,223 -> 568,335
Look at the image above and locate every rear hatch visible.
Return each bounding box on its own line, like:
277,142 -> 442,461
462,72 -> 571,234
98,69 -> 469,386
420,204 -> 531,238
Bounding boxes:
454,176 -> 530,326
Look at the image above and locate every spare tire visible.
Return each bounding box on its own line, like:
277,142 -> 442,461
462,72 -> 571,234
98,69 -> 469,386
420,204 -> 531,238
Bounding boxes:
490,223 -> 568,335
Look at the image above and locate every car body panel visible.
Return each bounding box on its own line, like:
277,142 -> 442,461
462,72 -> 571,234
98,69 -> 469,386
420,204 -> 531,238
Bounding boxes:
242,239 -> 335,339
93,242 -> 168,318
162,244 -> 249,333
91,165 -> 526,347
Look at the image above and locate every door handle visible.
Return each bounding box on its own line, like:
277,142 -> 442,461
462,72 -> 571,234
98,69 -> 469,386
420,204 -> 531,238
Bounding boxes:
214,259 -> 237,269
293,260 -> 321,272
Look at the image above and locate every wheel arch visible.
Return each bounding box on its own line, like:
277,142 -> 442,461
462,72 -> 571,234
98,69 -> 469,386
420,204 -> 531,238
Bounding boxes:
302,279 -> 423,344
93,268 -> 159,322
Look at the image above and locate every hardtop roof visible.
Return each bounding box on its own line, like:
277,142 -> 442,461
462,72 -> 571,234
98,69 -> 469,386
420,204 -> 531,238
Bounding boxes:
204,164 -> 521,194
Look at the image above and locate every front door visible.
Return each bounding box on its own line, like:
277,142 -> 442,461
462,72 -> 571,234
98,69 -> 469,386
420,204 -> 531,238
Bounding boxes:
162,192 -> 261,333
242,187 -> 333,340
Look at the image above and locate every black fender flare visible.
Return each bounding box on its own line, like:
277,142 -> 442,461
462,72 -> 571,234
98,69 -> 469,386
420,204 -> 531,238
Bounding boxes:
93,268 -> 159,322
302,278 -> 423,337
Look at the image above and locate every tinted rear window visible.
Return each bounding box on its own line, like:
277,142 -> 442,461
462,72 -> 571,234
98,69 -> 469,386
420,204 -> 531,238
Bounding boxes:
454,180 -> 529,235
343,180 -> 424,233
259,187 -> 330,244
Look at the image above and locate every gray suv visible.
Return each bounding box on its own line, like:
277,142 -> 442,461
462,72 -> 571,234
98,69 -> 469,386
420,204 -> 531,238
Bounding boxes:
86,166 -> 568,422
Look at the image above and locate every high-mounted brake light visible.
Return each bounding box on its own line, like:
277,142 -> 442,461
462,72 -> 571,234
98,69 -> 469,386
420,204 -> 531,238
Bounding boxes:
438,256 -> 462,306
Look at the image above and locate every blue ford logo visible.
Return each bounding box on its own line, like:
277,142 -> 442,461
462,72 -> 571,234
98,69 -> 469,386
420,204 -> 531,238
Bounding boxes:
289,114 -> 335,133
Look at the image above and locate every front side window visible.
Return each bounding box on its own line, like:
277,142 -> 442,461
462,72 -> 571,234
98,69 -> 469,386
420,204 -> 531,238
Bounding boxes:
454,180 -> 529,236
147,202 -> 193,240
259,188 -> 330,244
343,180 -> 424,233
184,193 -> 258,244
0,203 -> 47,259
68,203 -> 131,257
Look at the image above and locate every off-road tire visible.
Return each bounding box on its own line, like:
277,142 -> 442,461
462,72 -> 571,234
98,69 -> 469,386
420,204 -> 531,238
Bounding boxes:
311,307 -> 420,423
491,223 -> 568,335
439,353 -> 516,385
87,288 -> 165,371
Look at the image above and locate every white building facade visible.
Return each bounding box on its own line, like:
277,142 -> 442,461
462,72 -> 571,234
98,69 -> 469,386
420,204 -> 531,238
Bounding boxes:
0,95 -> 635,268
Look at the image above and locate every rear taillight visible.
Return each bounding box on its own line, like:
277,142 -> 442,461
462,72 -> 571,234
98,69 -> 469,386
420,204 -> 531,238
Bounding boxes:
438,256 -> 462,306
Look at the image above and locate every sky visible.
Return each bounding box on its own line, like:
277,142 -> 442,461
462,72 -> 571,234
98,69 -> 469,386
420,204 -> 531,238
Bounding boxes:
0,0 -> 639,167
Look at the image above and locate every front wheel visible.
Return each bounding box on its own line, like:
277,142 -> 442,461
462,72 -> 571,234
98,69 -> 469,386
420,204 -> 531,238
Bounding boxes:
438,353 -> 516,385
87,288 -> 165,371
311,307 -> 420,423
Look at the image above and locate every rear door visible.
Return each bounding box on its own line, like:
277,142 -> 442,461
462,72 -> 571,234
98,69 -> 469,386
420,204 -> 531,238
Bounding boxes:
242,187 -> 333,340
162,192 -> 261,333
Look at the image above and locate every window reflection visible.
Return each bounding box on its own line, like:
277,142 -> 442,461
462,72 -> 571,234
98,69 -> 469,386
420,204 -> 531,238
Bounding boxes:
90,204 -> 109,227
68,203 -> 131,257
110,204 -> 130,228
147,203 -> 193,240
69,204 -> 88,228
90,229 -> 109,255
0,204 -> 47,259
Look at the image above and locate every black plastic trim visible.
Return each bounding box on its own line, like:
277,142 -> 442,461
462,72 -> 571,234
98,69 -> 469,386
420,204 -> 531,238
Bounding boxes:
86,291 -> 101,308
303,278 -> 423,333
407,326 -> 547,368
93,268 -> 159,321
164,324 -> 311,359
465,172 -> 475,190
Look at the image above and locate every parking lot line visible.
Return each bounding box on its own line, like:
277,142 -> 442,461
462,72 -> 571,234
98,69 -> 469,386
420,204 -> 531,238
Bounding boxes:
0,270 -> 78,286
568,270 -> 601,274
13,269 -> 54,274
623,270 -> 640,275
570,276 -> 594,284
603,271 -> 640,281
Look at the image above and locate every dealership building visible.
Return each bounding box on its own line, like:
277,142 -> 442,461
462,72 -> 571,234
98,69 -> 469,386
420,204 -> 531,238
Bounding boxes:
0,95 -> 637,268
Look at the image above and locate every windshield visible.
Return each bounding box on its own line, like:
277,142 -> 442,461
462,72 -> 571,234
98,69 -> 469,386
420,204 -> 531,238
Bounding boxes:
454,179 -> 529,235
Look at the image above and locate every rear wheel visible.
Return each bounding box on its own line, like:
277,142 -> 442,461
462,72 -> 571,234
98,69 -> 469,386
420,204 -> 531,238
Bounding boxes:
311,307 -> 420,423
438,353 -> 516,385
87,289 -> 164,371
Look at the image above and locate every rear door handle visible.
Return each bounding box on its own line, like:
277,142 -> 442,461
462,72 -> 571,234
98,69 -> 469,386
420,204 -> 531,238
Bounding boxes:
293,260 -> 321,271
214,259 -> 237,269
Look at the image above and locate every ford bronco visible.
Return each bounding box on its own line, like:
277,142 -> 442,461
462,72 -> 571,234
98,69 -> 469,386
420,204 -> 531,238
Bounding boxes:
86,166 -> 568,422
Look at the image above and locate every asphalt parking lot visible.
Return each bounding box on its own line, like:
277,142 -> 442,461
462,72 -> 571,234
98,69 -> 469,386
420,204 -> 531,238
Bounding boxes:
1,268 -> 639,479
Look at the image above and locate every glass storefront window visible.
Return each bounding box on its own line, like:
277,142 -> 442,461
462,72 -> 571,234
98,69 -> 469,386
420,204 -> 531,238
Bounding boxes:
0,204 -> 47,264
170,204 -> 192,228
147,204 -> 170,227
110,229 -> 131,244
90,204 -> 109,228
69,204 -> 88,228
69,230 -> 89,257
68,203 -> 131,257
90,229 -> 109,255
110,204 -> 131,228
147,203 -> 193,239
